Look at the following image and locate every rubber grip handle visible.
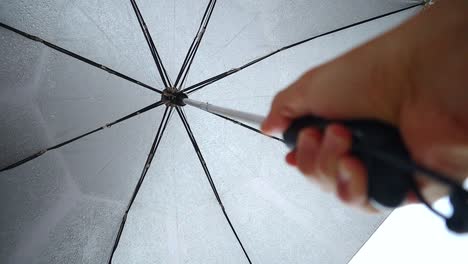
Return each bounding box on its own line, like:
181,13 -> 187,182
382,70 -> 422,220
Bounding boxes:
283,115 -> 412,208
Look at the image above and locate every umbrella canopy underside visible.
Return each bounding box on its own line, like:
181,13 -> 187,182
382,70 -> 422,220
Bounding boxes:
0,1 -> 424,263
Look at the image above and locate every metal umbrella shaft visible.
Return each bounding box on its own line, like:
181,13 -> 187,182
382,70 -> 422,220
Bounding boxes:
183,98 -> 266,126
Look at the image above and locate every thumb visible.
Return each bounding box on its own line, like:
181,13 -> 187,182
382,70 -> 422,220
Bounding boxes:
261,72 -> 317,134
262,41 -> 405,134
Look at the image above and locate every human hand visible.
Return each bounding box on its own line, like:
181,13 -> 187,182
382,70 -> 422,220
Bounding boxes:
262,0 -> 468,211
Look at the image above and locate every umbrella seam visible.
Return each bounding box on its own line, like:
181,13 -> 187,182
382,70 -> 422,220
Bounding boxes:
107,106 -> 173,263
174,0 -> 217,90
130,0 -> 173,88
0,22 -> 163,94
182,2 -> 426,95
176,107 -> 253,264
0,101 -> 164,172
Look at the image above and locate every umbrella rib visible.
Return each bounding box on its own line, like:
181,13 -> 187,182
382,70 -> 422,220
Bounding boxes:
108,106 -> 173,264
130,0 -> 172,88
182,2 -> 425,94
0,101 -> 164,173
210,112 -> 284,143
176,107 -> 253,264
174,0 -> 217,89
0,22 -> 163,94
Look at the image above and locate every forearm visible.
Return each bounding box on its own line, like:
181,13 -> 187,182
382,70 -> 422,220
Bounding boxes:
397,0 -> 468,183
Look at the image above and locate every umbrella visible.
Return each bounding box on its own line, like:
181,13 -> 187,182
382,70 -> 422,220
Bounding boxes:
0,1 -> 427,263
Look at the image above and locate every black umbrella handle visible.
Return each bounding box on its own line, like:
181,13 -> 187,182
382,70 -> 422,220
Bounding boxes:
283,115 -> 413,208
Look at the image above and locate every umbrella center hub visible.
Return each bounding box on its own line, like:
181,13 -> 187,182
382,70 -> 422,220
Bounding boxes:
161,88 -> 188,107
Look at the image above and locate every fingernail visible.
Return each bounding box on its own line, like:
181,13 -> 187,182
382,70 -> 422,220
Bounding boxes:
260,120 -> 270,133
261,121 -> 283,135
337,163 -> 352,203
263,127 -> 281,136
338,163 -> 352,184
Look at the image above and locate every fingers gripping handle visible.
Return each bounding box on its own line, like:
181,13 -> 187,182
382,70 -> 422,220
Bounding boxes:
283,116 -> 413,208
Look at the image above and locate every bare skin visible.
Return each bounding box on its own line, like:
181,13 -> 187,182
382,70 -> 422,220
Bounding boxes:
262,0 -> 468,211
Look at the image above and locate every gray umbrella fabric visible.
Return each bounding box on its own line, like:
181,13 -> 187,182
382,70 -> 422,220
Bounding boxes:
0,1 -> 424,263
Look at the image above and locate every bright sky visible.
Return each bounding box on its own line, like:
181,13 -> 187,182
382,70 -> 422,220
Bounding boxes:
349,198 -> 468,264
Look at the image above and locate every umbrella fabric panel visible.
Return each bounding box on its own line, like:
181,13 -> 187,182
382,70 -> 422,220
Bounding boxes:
0,110 -> 165,264
53,111 -> 166,203
0,0 -> 164,88
36,198 -> 124,264
114,115 -> 249,264
136,0 -> 210,83
0,26 -> 160,170
183,0 -> 421,89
